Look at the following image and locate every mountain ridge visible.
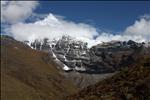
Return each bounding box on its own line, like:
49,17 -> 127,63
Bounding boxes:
1,35 -> 150,100
26,35 -> 150,74
1,35 -> 76,100
67,55 -> 150,100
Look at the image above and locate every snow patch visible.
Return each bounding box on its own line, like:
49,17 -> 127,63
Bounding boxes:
75,66 -> 86,71
52,51 -> 57,58
82,51 -> 86,55
63,64 -> 71,71
63,55 -> 68,61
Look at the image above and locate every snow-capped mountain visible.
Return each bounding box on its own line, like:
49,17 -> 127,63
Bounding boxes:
34,13 -> 61,26
27,35 -> 150,73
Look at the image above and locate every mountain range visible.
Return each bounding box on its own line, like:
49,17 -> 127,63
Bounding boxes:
1,35 -> 150,100
27,35 -> 150,73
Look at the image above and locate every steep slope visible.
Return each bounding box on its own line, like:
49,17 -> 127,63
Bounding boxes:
1,36 -> 76,100
67,56 -> 150,100
24,35 -> 150,89
30,36 -> 150,74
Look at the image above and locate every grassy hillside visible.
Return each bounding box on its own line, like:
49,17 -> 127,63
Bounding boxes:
1,36 -> 76,100
68,56 -> 150,100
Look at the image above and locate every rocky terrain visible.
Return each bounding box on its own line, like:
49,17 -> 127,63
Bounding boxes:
67,56 -> 150,100
26,35 -> 150,88
29,35 -> 150,74
1,35 -> 150,100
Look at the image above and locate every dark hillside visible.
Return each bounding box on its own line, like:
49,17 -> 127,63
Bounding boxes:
1,35 -> 76,100
68,56 -> 150,100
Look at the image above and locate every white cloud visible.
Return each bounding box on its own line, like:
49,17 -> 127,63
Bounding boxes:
124,16 -> 150,41
8,13 -> 150,48
1,1 -> 149,47
1,1 -> 38,24
94,15 -> 150,44
95,32 -> 148,44
9,13 -> 99,46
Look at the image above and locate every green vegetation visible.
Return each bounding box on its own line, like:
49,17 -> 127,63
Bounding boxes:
68,56 -> 150,100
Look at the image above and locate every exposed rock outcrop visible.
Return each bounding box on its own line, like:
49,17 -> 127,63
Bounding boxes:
29,35 -> 150,74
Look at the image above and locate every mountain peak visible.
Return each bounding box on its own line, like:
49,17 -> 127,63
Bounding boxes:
35,13 -> 60,26
28,35 -> 150,73
47,13 -> 59,22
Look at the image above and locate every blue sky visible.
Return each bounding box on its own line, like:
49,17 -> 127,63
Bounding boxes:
34,1 -> 150,33
1,1 -> 150,46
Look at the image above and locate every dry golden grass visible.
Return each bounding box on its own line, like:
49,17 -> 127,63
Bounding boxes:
1,36 -> 76,100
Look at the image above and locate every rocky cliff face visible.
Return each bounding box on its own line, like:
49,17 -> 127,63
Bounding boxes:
29,35 -> 150,74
